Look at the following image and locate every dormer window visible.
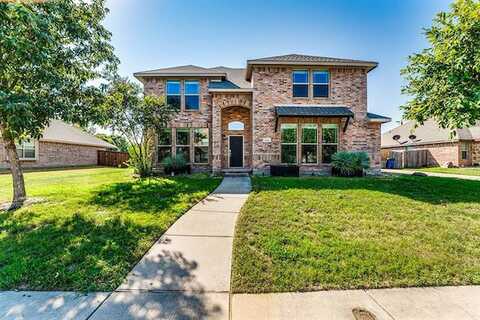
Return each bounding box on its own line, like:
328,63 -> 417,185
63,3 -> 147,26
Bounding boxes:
292,71 -> 309,98
313,71 -> 329,98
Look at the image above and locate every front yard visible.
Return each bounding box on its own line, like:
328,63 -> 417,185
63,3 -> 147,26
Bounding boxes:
414,167 -> 480,177
231,175 -> 480,293
0,168 -> 220,291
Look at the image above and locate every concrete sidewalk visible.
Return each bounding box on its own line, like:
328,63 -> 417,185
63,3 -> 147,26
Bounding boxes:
382,168 -> 480,180
89,176 -> 251,320
232,286 -> 480,320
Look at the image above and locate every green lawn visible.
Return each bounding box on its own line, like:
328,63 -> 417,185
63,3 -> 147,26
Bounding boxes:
415,167 -> 480,177
231,175 -> 480,293
0,168 -> 220,291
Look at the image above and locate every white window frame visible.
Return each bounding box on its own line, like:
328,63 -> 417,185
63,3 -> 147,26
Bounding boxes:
175,128 -> 191,163
312,70 -> 330,98
184,80 -> 200,111
461,143 -> 469,160
321,124 -> 338,164
166,80 -> 181,110
193,128 -> 209,164
16,139 -> 37,160
157,128 -> 172,163
301,124 -> 318,164
280,123 -> 298,164
292,70 -> 309,98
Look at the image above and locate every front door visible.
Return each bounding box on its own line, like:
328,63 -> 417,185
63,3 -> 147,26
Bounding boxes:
229,136 -> 243,168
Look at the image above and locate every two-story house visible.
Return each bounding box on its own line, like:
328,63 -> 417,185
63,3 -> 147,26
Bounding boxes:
134,54 -> 391,175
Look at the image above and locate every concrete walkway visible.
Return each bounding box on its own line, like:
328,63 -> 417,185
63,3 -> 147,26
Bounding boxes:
232,286 -> 480,320
89,176 -> 251,320
382,168 -> 480,181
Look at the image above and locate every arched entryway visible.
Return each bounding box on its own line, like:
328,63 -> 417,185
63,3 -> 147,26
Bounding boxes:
221,106 -> 252,169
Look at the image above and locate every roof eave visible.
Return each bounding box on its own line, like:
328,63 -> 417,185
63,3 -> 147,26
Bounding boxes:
368,118 -> 391,124
246,61 -> 378,80
133,72 -> 227,83
208,88 -> 253,93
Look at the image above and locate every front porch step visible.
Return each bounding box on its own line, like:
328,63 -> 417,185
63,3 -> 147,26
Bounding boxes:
222,168 -> 252,177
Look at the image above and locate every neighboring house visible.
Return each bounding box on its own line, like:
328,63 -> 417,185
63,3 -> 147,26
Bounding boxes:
0,120 -> 116,169
381,119 -> 480,167
134,54 -> 391,175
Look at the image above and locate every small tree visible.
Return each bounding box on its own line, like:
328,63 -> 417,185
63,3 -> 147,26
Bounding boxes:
401,0 -> 480,131
0,0 -> 118,209
95,133 -> 130,152
101,79 -> 176,177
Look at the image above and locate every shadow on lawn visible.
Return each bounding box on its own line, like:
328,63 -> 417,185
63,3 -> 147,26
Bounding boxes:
254,175 -> 480,205
89,177 -> 216,213
0,211 -> 155,291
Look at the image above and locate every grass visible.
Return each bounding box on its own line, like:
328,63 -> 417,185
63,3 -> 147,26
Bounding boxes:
0,167 -> 220,291
231,175 -> 480,293
414,167 -> 480,177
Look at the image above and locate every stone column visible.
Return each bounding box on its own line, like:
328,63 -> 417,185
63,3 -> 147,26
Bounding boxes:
211,103 -> 222,174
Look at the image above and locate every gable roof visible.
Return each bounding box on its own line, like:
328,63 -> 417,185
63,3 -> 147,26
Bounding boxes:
381,119 -> 480,148
246,54 -> 378,79
40,120 -> 116,149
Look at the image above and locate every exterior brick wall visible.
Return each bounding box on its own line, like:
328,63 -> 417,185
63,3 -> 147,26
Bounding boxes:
0,140 -> 104,169
220,106 -> 252,168
251,65 -> 376,174
472,141 -> 480,165
143,77 -> 212,171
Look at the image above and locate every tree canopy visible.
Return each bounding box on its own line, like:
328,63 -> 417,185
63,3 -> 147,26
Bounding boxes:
401,0 -> 480,131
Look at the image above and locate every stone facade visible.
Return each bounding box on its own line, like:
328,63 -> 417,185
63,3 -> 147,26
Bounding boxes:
142,64 -> 384,175
0,140 -> 105,169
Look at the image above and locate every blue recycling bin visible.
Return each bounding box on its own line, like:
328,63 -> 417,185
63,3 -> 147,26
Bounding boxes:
386,158 -> 395,169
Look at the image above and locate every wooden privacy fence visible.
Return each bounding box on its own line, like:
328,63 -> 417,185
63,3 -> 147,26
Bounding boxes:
385,149 -> 428,169
97,150 -> 129,167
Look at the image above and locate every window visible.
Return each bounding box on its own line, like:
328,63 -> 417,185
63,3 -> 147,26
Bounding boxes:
176,128 -> 190,162
461,143 -> 469,160
166,80 -> 181,110
194,128 -> 209,163
16,140 -> 36,160
281,124 -> 297,163
185,80 -> 200,110
313,71 -> 329,98
292,71 -> 309,98
228,121 -> 244,131
301,124 -> 317,164
157,128 -> 172,163
322,124 -> 338,163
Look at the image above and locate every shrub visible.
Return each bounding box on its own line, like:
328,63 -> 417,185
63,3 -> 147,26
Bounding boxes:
162,154 -> 190,175
127,144 -> 153,177
331,151 -> 370,177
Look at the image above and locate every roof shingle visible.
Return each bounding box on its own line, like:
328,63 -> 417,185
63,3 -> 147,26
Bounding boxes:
275,106 -> 354,117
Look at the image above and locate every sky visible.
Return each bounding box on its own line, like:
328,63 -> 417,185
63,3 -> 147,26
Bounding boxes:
104,0 -> 452,132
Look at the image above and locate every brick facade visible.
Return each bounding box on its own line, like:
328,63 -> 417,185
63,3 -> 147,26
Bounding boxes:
141,62 -> 384,175
0,140 -> 105,169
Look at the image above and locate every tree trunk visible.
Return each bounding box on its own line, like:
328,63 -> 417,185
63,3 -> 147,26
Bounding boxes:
3,136 -> 26,209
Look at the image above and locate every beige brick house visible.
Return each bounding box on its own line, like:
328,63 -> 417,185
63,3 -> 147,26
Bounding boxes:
134,54 -> 391,175
0,120 -> 116,170
382,119 -> 480,168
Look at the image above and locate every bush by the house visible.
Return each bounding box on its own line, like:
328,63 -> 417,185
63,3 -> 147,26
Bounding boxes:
162,155 -> 191,175
331,151 -> 370,177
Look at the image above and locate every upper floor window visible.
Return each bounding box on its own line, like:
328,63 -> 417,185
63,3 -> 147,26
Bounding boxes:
166,81 -> 181,110
185,80 -> 200,110
292,71 -> 309,98
16,140 -> 36,160
313,71 -> 329,98
228,121 -> 244,131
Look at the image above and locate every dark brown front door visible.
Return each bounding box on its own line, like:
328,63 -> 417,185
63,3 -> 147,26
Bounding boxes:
229,136 -> 243,168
